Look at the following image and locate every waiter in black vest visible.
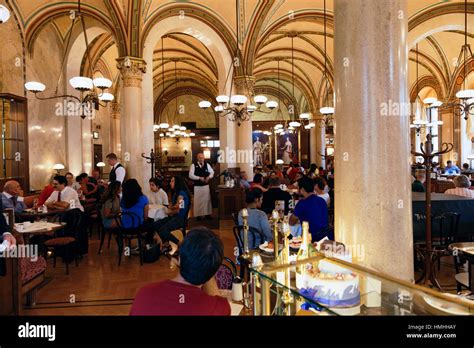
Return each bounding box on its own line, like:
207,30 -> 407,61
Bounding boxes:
189,152 -> 214,220
106,153 -> 126,184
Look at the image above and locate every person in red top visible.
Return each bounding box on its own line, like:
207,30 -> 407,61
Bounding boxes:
130,227 -> 231,316
37,175 -> 56,206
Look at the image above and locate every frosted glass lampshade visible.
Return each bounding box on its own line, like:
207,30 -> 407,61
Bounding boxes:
216,95 -> 230,104
159,123 -> 170,129
456,89 -> 474,99
189,132 -> 196,137
69,76 -> 93,91
430,100 -> 443,107
274,124 -> 284,129
25,81 -> 46,93
180,126 -> 186,131
199,100 -> 211,109
0,5 -> 10,24
96,162 -> 106,167
276,159 -> 284,165
266,101 -> 278,109
53,163 -> 65,170
289,121 -> 301,128
153,124 -> 160,131
172,124 -> 180,130
304,125 -> 311,129
299,113 -> 311,120
159,133 -> 165,137
93,77 -> 112,89
413,120 -> 428,125
320,106 -> 335,115
215,105 -> 224,112
254,95 -> 268,104
231,95 -> 248,105
99,93 -> 114,102
422,97 -> 437,105
247,105 -> 257,113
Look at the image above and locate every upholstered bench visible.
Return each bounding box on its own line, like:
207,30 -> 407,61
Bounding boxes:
19,256 -> 46,306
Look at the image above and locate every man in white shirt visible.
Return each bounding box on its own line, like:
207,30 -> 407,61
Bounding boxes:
1,180 -> 26,213
444,175 -> 474,199
106,153 -> 126,184
189,153 -> 214,220
45,175 -> 84,212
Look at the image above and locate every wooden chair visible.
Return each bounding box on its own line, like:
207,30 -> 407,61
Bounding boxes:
232,224 -> 264,279
44,209 -> 82,275
113,211 -> 147,266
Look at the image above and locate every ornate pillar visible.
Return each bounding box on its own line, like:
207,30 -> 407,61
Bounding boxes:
110,102 -> 121,157
334,0 -> 413,281
117,57 -> 149,187
234,75 -> 254,180
310,120 -> 326,168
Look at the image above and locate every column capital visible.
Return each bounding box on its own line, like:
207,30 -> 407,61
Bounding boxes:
116,57 -> 147,88
233,75 -> 255,95
110,102 -> 121,119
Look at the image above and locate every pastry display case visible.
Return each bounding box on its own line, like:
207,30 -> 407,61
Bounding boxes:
249,249 -> 474,316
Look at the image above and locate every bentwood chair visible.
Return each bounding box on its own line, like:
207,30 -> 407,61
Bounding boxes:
44,209 -> 82,275
215,257 -> 237,290
451,246 -> 473,292
232,225 -> 264,280
113,211 -> 147,266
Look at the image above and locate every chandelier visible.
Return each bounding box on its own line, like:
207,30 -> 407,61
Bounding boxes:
318,0 -> 334,126
198,0 -> 278,125
24,0 -> 114,119
155,39 -> 195,143
0,4 -> 10,23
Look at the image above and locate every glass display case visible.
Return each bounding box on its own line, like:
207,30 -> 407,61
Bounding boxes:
250,249 -> 474,316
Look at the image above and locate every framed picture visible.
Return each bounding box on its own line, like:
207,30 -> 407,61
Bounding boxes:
252,131 -> 271,167
275,131 -> 299,165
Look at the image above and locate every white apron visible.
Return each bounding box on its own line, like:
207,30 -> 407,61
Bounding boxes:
193,185 -> 212,217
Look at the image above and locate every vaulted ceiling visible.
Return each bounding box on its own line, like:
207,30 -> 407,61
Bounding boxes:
5,0 -> 474,123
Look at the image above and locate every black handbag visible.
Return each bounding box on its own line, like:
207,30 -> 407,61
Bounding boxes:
143,243 -> 161,263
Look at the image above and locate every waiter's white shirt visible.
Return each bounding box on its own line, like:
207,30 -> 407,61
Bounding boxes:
188,162 -> 214,182
45,186 -> 84,212
111,162 -> 126,183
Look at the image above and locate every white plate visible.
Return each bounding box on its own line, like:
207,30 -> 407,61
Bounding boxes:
259,242 -> 282,253
422,295 -> 471,315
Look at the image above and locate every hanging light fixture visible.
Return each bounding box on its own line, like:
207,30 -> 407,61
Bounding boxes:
0,4 -> 10,23
198,0 -> 277,125
319,0 -> 334,118
24,0 -> 113,119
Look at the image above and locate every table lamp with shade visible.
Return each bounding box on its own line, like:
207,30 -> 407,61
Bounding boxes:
53,163 -> 65,174
96,161 -> 106,180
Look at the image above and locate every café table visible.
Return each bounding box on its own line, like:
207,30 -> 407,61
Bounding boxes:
148,204 -> 167,221
17,208 -> 62,222
13,221 -> 65,244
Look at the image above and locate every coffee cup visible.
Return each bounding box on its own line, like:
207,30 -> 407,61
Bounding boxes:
23,221 -> 31,228
16,223 -> 24,232
231,277 -> 243,302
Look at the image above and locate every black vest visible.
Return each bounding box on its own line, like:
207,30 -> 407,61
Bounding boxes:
193,161 -> 210,186
110,163 -> 124,182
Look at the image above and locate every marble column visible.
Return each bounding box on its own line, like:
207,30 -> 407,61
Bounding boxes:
310,120 -> 326,168
110,102 -> 121,156
116,57 -> 149,188
334,0 -> 413,281
234,76 -> 254,180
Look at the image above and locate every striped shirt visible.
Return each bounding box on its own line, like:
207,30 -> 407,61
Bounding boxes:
444,187 -> 474,199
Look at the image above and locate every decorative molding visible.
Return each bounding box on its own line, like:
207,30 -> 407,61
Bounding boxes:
116,56 -> 146,87
234,75 -> 255,95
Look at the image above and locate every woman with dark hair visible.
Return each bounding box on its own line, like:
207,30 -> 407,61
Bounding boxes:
120,179 -> 149,228
237,188 -> 272,249
100,181 -> 122,229
250,173 -> 268,192
148,177 -> 169,206
149,175 -> 190,253
307,163 -> 318,178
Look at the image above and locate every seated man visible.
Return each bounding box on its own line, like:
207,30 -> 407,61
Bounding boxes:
444,160 -> 461,175
412,169 -> 426,193
130,227 -> 230,316
289,176 -> 330,242
444,175 -> 474,199
261,177 -> 291,214
1,180 -> 26,213
45,175 -> 84,212
239,171 -> 251,189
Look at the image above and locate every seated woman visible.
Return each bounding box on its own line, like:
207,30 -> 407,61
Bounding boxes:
149,176 -> 190,253
76,173 -> 99,202
100,181 -> 121,229
148,178 -> 169,206
120,179 -> 149,228
250,173 -> 268,192
237,189 -> 272,249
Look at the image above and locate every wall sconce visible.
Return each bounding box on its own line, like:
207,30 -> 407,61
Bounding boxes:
53,163 -> 65,174
96,162 -> 106,168
184,149 -> 188,156
93,131 -> 99,139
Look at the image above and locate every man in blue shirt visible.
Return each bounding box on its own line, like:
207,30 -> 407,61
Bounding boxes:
289,176 -> 330,242
444,161 -> 461,175
1,180 -> 26,214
